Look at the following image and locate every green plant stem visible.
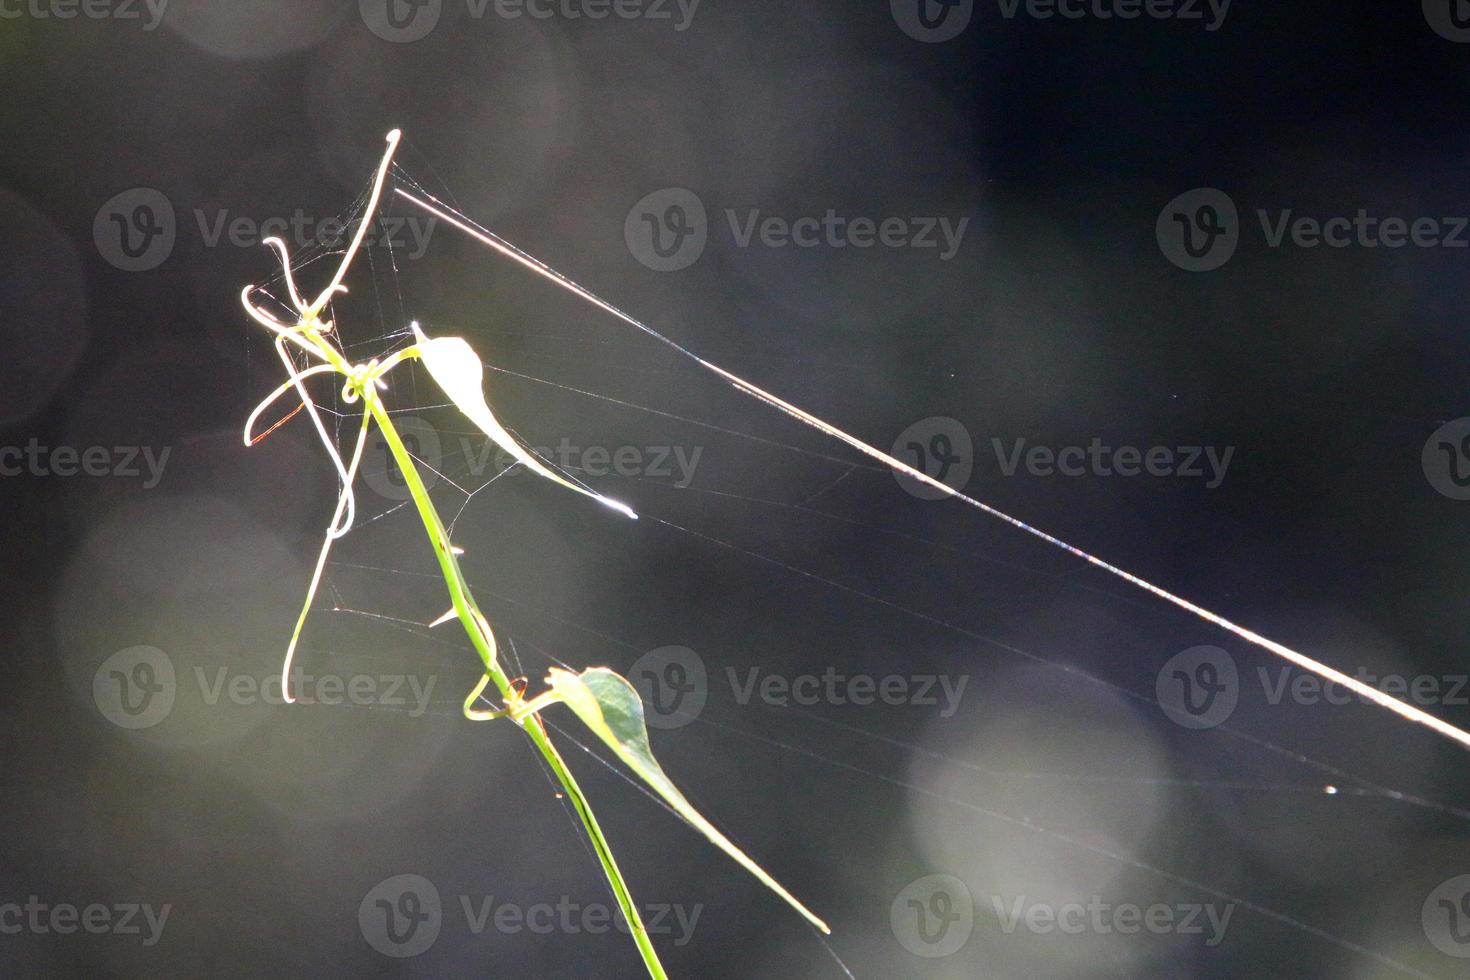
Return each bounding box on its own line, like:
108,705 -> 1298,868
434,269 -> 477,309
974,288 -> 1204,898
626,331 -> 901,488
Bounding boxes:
360,388 -> 668,980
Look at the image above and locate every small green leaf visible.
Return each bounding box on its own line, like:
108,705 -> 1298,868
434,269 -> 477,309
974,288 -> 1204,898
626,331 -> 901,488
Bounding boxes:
411,323 -> 636,520
547,666 -> 830,934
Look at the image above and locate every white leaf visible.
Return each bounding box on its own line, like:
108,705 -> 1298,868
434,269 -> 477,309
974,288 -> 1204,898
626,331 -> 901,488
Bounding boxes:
412,323 -> 636,519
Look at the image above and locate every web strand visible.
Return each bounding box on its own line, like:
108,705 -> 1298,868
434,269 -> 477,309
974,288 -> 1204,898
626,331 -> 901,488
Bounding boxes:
392,184 -> 1470,754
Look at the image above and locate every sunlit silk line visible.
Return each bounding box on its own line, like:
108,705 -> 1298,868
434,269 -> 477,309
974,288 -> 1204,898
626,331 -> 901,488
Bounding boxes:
329,555 -> 1467,821
515,640 -> 1400,976
692,713 -> 1436,980
395,185 -> 1470,753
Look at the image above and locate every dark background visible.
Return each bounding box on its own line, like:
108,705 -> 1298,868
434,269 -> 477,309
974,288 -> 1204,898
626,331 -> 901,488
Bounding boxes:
5,1 -> 1470,977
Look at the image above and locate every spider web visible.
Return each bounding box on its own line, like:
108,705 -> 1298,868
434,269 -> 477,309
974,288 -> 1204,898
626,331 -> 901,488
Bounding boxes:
238,154 -> 1470,980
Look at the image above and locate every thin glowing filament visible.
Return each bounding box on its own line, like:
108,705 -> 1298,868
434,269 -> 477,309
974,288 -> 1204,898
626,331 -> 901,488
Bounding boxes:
279,403 -> 375,703
242,361 -> 338,445
395,184 -> 1470,754
270,336 -> 358,540
246,130 -> 410,704
238,286 -> 329,361
248,403 -> 304,447
306,129 -> 402,318
262,237 -> 307,312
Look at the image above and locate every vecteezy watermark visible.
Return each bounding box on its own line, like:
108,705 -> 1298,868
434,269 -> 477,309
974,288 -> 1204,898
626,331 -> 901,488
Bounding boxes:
0,439 -> 170,488
0,0 -> 168,30
1156,646 -> 1239,729
358,874 -> 702,957
191,666 -> 437,715
456,896 -> 700,946
621,646 -> 967,727
628,645 -> 708,730
990,895 -> 1235,946
891,874 -> 975,958
0,897 -> 171,946
1156,644 -> 1470,730
92,646 -> 438,730
891,416 -> 974,501
724,209 -> 970,261
1423,875 -> 1470,958
1155,188 -> 1239,272
994,0 -> 1230,30
728,666 -> 970,718
891,0 -> 974,42
989,437 -> 1233,488
890,418 -> 1234,498
625,188 -> 971,272
1256,666 -> 1469,709
361,414 -> 703,502
1424,0 -> 1470,43
93,647 -> 177,730
1158,187 -> 1470,271
1423,418 -> 1470,500
93,190 -> 439,272
359,0 -> 700,44
891,0 -> 1228,42
94,187 -> 176,272
193,208 -> 438,260
624,189 -> 707,272
360,875 -> 441,958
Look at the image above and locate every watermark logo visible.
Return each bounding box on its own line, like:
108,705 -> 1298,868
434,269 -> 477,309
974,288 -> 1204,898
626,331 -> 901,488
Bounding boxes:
359,414 -> 703,502
625,188 -> 707,272
94,187 -> 175,272
360,0 -> 442,42
0,439 -> 171,487
1159,188 -> 1470,270
359,874 -> 701,956
892,416 -> 973,500
93,646 -> 176,730
891,874 -> 974,958
992,437 -> 1233,487
991,895 -> 1234,945
724,209 -> 968,260
96,192 -> 440,271
363,0 -> 698,43
1424,0 -> 1470,43
193,207 -> 437,260
1257,666 -> 1469,709
895,0 -> 1229,38
1157,188 -> 1238,272
92,646 -> 439,729
622,647 -> 965,723
0,0 -> 168,30
628,645 -> 707,730
360,874 -> 442,958
0,898 -> 171,945
362,415 -> 444,502
729,667 -> 969,717
457,895 -> 701,945
1423,418 -> 1470,500
1156,645 -> 1238,729
193,667 -> 438,714
891,0 -> 973,43
1424,875 -> 1470,957
1158,645 -> 1468,730
892,419 -> 1234,493
996,0 -> 1230,30
626,189 -> 971,272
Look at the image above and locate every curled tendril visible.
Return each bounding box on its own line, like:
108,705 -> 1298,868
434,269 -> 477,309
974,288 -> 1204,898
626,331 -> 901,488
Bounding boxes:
241,131 -> 409,704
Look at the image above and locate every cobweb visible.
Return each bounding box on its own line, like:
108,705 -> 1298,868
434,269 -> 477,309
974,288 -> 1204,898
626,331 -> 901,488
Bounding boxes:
237,149 -> 1470,979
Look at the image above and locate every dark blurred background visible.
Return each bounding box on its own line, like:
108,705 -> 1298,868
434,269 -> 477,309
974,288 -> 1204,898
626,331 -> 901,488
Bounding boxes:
6,1 -> 1470,977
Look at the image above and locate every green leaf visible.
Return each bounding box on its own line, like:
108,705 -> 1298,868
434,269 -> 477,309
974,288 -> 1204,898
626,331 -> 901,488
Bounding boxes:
546,666 -> 830,934
411,323 -> 636,520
